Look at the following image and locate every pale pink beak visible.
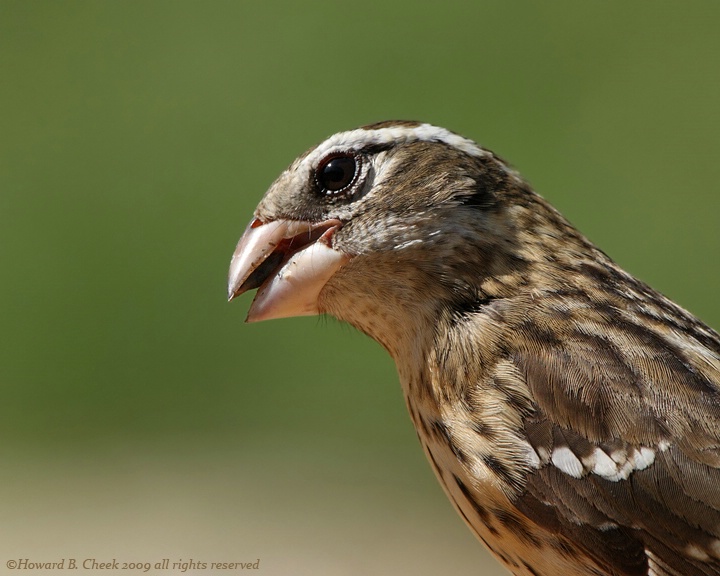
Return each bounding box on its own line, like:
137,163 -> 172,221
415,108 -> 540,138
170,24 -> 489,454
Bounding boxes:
227,217 -> 350,322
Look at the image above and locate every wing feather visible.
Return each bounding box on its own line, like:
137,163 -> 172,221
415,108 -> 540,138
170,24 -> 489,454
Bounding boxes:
505,284 -> 720,574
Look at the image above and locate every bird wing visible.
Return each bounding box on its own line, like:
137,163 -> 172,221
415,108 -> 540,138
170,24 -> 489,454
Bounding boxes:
506,281 -> 720,575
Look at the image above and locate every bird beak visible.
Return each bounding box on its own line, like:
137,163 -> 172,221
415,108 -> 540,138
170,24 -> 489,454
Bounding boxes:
227,217 -> 350,322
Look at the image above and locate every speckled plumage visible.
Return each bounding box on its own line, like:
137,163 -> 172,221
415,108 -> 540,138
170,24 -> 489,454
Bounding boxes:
228,121 -> 720,575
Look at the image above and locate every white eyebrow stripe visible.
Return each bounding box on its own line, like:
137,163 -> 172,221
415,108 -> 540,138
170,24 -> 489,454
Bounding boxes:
306,123 -> 491,167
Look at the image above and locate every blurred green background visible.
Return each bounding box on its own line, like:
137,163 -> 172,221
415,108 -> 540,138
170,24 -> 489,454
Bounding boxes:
2,2 -> 719,575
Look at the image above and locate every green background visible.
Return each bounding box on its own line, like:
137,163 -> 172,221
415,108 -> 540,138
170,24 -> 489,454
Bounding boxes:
2,2 -> 719,575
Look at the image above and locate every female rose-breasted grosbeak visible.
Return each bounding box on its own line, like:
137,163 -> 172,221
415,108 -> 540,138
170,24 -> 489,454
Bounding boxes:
228,121 -> 720,575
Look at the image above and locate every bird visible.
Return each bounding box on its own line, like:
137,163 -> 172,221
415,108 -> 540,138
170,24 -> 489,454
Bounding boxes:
227,121 -> 720,575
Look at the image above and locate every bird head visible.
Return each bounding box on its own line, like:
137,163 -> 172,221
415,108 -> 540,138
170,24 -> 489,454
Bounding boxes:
228,121 -> 576,353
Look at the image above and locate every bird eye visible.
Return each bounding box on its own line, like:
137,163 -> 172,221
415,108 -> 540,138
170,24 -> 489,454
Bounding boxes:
316,154 -> 358,195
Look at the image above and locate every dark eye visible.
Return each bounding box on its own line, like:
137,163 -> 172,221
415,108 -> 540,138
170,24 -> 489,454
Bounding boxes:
316,154 -> 358,195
